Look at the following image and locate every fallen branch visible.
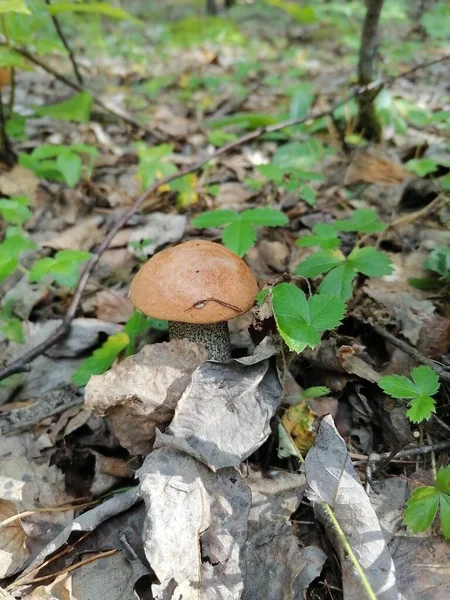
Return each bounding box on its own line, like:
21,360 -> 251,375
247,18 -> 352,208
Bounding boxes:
0,43 -> 163,139
0,54 -> 449,382
372,324 -> 450,384
45,0 -> 84,85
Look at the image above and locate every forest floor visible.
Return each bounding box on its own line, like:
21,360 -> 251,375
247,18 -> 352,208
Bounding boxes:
0,1 -> 449,599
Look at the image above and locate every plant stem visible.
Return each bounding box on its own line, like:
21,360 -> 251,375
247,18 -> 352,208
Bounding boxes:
323,503 -> 378,600
45,0 -> 83,84
1,15 -> 15,113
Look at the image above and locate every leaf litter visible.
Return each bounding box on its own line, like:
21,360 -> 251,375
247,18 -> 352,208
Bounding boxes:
1,1 -> 450,599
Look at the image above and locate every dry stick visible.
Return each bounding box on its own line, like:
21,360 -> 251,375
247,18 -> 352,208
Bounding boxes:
372,324 -> 450,383
45,0 -> 83,85
0,44 -> 161,139
0,55 -> 449,382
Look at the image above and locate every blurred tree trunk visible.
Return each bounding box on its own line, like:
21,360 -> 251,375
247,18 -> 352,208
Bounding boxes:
206,0 -> 218,15
225,0 -> 235,7
355,0 -> 385,142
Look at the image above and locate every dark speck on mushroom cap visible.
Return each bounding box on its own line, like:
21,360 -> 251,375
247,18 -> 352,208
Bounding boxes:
129,240 -> 258,323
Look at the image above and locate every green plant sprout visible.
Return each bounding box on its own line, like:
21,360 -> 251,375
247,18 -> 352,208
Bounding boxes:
404,465 -> 450,540
378,365 -> 440,423
19,143 -> 98,188
191,207 -> 288,256
72,310 -> 168,386
295,209 -> 392,299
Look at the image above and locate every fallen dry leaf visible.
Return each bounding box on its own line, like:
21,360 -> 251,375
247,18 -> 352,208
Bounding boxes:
42,216 -> 104,251
85,340 -> 209,455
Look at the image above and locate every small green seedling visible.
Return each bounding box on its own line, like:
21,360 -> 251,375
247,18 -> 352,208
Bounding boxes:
191,207 -> 288,256
257,163 -> 325,206
295,210 -> 392,299
270,282 -> 346,353
404,465 -> 450,540
19,143 -> 98,188
0,196 -> 32,225
378,365 -> 440,423
0,301 -> 24,344
0,228 -> 36,283
29,250 -> 92,289
72,310 -> 168,386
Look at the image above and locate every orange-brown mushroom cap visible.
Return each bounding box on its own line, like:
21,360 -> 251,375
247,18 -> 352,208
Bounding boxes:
129,240 -> 258,324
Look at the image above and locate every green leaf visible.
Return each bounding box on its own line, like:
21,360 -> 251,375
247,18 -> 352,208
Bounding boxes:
308,293 -> 346,331
295,251 -> 344,278
439,492 -> 450,539
423,246 -> 450,279
56,150 -> 82,187
347,247 -> 393,277
34,91 -> 93,124
192,209 -> 238,228
0,196 -> 31,225
256,163 -> 286,184
378,374 -> 421,399
272,283 -> 343,353
302,386 -> 330,399
421,3 -> 450,39
299,185 -> 316,206
1,316 -> 24,343
404,486 -> 439,533
297,223 -> 341,250
318,263 -> 356,300
411,365 -> 440,396
48,2 -> 139,22
406,395 -> 436,423
148,317 -> 168,331
72,332 -> 130,387
256,288 -> 270,306
222,220 -> 256,257
405,158 -> 438,177
123,310 -> 148,356
0,0 -> 30,14
289,85 -> 314,120
0,256 -> 18,282
55,250 -> 92,263
333,209 -> 385,234
240,207 -> 288,227
29,257 -> 55,282
136,143 -> 176,188
436,465 -> 450,494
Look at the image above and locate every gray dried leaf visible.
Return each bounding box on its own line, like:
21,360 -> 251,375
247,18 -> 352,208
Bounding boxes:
85,340 -> 209,455
305,416 -> 398,600
243,470 -> 318,600
138,448 -> 251,599
160,339 -> 283,469
20,488 -> 140,582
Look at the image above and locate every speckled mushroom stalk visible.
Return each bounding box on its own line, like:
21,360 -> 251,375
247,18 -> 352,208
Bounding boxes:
169,321 -> 230,361
129,240 -> 258,362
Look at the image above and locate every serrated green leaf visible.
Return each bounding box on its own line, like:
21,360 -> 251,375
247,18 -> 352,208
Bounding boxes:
411,365 -> 440,396
256,288 -> 270,306
256,163 -> 285,184
302,386 -> 331,399
295,251 -> 344,278
72,332 -> 130,387
240,207 -> 288,227
272,283 -> 310,353
404,486 -> 439,533
318,263 -> 356,299
299,185 -> 316,206
192,209 -> 238,228
0,196 -> 32,225
297,223 -> 340,250
436,465 -> 450,494
222,220 -> 256,257
406,158 -> 438,177
308,294 -> 346,331
351,209 -> 386,234
347,247 -> 393,277
56,150 -> 82,187
406,395 -> 436,423
439,493 -> 450,539
29,257 -> 55,282
34,91 -> 93,124
378,374 -> 420,399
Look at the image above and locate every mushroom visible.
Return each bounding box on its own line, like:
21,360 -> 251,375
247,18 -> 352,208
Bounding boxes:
129,240 -> 258,361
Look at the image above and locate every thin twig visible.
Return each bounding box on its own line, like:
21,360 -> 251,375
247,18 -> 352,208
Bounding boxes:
0,43 -> 162,139
372,324 -> 450,383
0,55 -> 449,381
45,0 -> 83,84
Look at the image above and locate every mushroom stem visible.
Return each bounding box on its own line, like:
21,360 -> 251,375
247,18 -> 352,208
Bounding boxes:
168,321 -> 231,362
